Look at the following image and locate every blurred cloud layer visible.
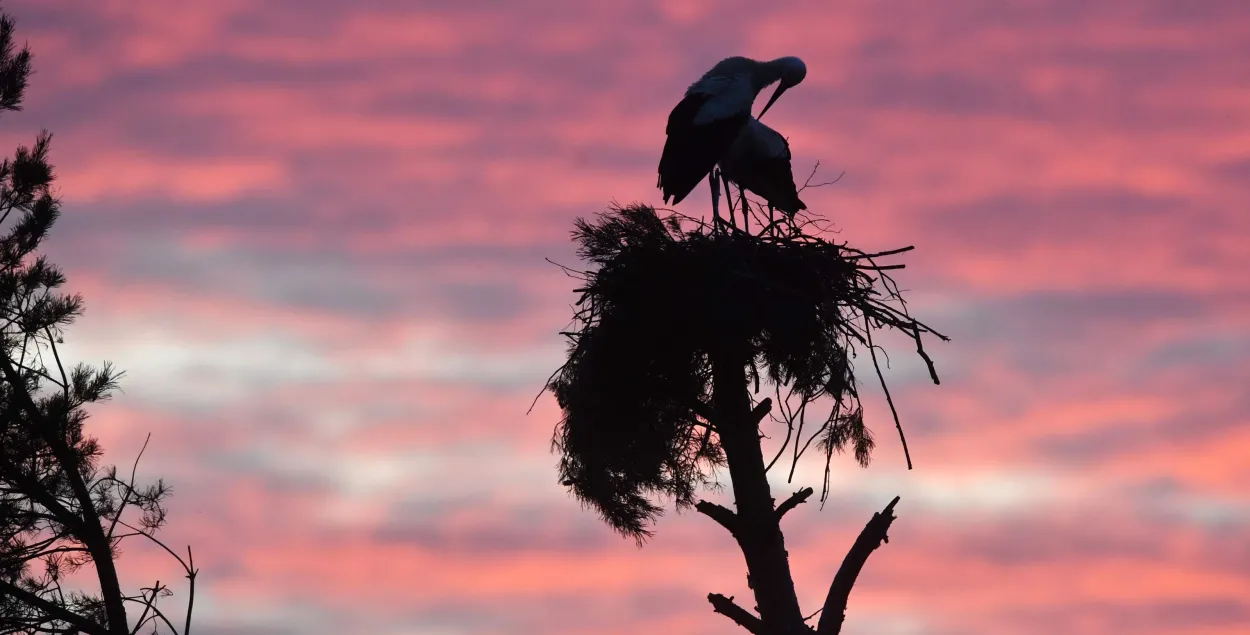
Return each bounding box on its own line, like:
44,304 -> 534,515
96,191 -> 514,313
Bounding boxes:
5,1 -> 1248,633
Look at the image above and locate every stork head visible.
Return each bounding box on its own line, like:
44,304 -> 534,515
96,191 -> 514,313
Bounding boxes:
757,56 -> 806,120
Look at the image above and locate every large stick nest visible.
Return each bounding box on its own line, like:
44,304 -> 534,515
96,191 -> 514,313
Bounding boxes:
545,204 -> 946,541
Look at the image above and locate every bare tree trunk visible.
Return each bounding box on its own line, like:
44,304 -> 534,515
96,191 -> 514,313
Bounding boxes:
711,349 -> 807,635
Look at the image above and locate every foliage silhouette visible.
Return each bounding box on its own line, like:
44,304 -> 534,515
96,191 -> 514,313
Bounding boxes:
545,198 -> 946,634
549,204 -> 945,540
0,10 -> 196,635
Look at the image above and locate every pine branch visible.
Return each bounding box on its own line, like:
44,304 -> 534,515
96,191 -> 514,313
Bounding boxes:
0,352 -> 130,634
0,578 -> 109,635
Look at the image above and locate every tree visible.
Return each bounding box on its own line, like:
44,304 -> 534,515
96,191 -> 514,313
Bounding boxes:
0,10 -> 197,635
544,189 -> 945,634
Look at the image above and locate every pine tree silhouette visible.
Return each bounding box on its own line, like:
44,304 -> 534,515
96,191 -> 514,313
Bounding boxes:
0,10 -> 196,635
544,187 -> 946,634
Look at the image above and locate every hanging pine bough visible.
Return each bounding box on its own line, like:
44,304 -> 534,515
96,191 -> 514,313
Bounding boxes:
544,202 -> 947,542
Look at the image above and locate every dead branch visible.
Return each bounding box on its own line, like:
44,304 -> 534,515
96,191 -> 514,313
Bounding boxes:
695,500 -> 738,536
816,496 -> 901,635
749,398 -> 773,426
707,593 -> 766,635
775,487 -> 814,521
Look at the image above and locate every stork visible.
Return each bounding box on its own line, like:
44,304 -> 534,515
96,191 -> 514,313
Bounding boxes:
657,56 -> 807,208
718,116 -> 806,219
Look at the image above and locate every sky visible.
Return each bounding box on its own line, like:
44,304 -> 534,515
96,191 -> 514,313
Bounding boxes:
3,1 -> 1248,633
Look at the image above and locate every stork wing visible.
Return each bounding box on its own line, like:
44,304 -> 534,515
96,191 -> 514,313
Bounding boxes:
722,117 -> 792,174
689,73 -> 754,126
741,117 -> 792,159
718,117 -> 806,216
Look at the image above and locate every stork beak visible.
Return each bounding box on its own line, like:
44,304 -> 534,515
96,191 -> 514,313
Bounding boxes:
757,83 -> 788,120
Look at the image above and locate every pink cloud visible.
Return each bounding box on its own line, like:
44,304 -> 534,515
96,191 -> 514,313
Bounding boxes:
3,0 -> 1247,633
58,152 -> 291,202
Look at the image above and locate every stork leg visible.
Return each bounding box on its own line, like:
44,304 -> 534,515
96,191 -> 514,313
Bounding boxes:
723,177 -> 736,231
709,168 -> 722,234
768,203 -> 775,237
738,184 -> 750,234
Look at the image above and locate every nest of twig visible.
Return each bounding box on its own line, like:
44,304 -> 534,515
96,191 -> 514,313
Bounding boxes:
544,203 -> 946,540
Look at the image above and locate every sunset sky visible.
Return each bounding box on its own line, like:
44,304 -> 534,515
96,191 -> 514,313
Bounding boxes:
4,1 -> 1249,633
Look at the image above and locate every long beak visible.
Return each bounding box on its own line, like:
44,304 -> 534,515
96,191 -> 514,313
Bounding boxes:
757,84 -> 788,120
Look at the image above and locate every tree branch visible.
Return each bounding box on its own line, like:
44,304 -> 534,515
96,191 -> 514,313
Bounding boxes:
106,433 -> 150,541
749,397 -> 772,426
775,487 -> 814,521
0,578 -> 109,635
184,546 -> 197,635
0,353 -> 130,634
694,500 -> 738,536
707,593 -> 765,635
816,496 -> 901,635
0,455 -> 82,530
126,581 -> 159,635
688,398 -> 717,427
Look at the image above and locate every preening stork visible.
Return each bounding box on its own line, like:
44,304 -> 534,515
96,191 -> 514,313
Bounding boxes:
718,117 -> 806,217
657,56 -> 807,207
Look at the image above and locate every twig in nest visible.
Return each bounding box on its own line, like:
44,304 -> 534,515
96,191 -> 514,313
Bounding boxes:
798,160 -> 847,193
865,323 -> 911,470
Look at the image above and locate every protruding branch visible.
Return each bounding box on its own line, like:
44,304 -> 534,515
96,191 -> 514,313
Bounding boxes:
816,496 -> 901,635
695,500 -> 738,536
707,593 -> 765,635
749,397 -> 772,426
0,578 -> 110,635
775,487 -> 814,521
689,398 -> 717,426
184,546 -> 197,635
865,325 -> 912,470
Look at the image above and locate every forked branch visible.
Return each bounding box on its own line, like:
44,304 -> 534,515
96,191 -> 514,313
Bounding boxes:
816,496 -> 901,635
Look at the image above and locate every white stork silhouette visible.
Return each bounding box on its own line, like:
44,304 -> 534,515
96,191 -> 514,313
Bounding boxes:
657,56 -> 807,207
718,117 -> 806,218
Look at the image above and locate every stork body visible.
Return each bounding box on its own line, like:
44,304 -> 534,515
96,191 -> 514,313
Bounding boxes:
657,56 -> 806,207
718,117 -> 806,217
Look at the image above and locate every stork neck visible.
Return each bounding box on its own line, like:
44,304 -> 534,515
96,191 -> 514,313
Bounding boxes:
752,59 -> 785,93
